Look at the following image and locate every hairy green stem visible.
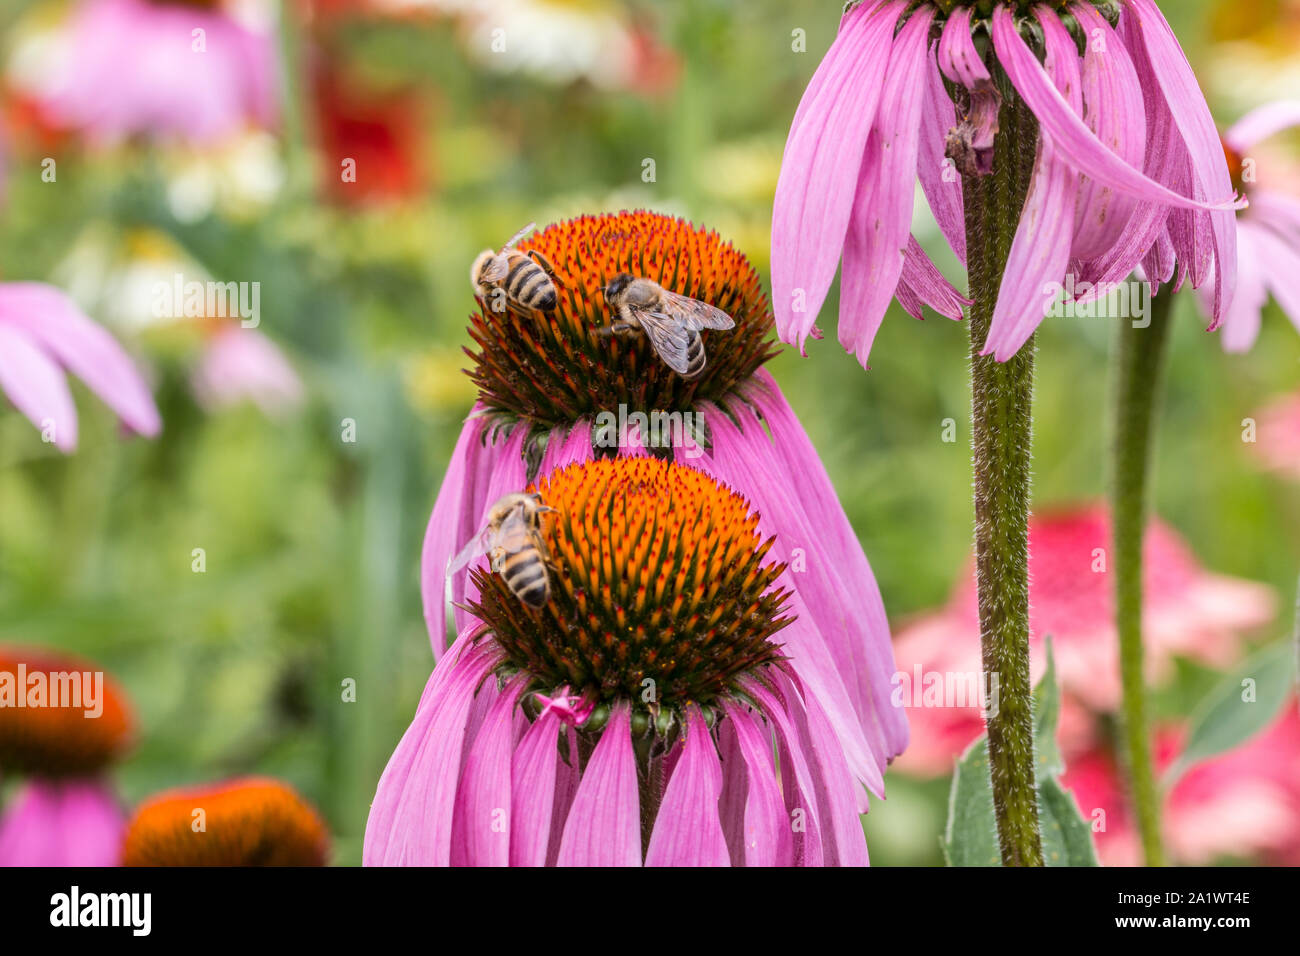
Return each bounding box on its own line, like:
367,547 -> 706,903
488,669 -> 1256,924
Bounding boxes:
961,75 -> 1044,867
1111,289 -> 1175,867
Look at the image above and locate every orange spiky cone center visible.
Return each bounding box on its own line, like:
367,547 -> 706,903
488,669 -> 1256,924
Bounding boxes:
0,647 -> 133,777
466,210 -> 779,440
122,777 -> 330,866
469,458 -> 793,726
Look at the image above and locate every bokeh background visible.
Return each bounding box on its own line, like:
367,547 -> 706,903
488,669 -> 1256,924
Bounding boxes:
1,0 -> 1297,865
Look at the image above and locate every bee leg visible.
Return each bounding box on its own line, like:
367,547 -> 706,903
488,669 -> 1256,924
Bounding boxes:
527,249 -> 562,285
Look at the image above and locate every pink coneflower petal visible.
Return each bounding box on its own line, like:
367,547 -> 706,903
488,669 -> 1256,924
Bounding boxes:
1141,229 -> 1178,288
1218,225 -> 1266,352
556,703 -> 640,866
991,7 -> 1238,215
0,323 -> 78,451
537,419 -> 593,476
1252,223 -> 1300,332
457,426 -> 530,632
1070,4 -> 1143,263
191,327 -> 303,419
452,675 -> 526,866
839,6 -> 935,363
937,5 -> 999,178
770,0 -> 905,352
509,706 -> 563,867
363,639 -> 498,866
1224,99 -> 1300,154
645,707 -> 729,866
719,702 -> 791,866
918,46 -> 965,265
984,9 -> 1081,360
0,282 -> 160,439
898,237 -> 969,322
1253,191 -> 1300,247
1124,0 -> 1238,324
0,779 -> 125,867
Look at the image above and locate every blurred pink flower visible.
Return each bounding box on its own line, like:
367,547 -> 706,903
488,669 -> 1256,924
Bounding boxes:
1062,701 -> 1300,866
37,0 -> 278,146
191,326 -> 304,418
0,780 -> 125,867
1250,391 -> 1300,480
0,281 -> 161,451
891,506 -> 1274,776
1214,101 -> 1300,351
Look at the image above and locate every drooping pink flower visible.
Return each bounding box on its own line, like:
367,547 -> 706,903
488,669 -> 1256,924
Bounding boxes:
1062,701 -> 1300,866
0,646 -> 134,866
772,1 -> 1241,364
191,326 -> 304,418
368,458 -> 872,866
0,781 -> 126,867
420,211 -> 908,781
34,0 -> 278,146
1249,390 -> 1300,480
891,506 -> 1274,776
0,282 -> 161,451
1210,101 -> 1300,351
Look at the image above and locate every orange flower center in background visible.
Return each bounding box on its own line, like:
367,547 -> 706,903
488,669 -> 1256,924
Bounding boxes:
470,457 -> 792,733
467,210 -> 778,439
122,778 -> 330,866
1223,138 -> 1250,197
0,647 -> 133,777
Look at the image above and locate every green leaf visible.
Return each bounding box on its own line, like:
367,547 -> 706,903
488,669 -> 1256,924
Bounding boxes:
1164,640 -> 1297,785
943,636 -> 1100,866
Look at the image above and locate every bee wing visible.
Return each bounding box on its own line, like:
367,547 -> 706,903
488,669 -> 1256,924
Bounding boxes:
659,290 -> 736,331
479,255 -> 510,283
503,222 -> 538,250
632,308 -> 695,375
447,527 -> 492,574
497,508 -> 536,555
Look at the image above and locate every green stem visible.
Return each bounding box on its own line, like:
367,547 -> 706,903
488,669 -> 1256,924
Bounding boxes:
1111,289 -> 1174,867
961,75 -> 1044,867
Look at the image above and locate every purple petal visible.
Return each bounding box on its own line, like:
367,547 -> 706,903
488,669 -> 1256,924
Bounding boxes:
363,640 -> 498,865
1215,224 -> 1265,352
0,780 -> 125,866
838,6 -> 936,364
509,705 -> 562,866
991,7 -> 1238,214
721,702 -> 793,866
0,282 -> 159,438
918,44 -> 966,264
1254,222 -> 1300,335
983,10 -> 1082,361
1224,100 -> 1300,153
645,708 -> 730,866
0,324 -> 78,451
451,675 -> 525,866
556,703 -> 641,866
1123,0 -> 1238,324
771,0 -> 906,352
899,236 -> 970,321
937,7 -> 1000,177
538,418 -> 593,476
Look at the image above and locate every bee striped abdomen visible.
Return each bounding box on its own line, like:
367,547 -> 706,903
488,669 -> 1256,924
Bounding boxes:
506,256 -> 557,311
500,550 -> 550,608
683,331 -> 707,378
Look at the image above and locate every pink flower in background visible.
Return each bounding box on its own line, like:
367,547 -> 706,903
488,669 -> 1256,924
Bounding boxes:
369,458 -> 873,866
0,781 -> 125,867
891,506 -> 1274,776
191,326 -> 304,418
771,1 -> 1240,364
1250,391 -> 1300,480
1063,702 -> 1300,866
35,0 -> 278,146
0,282 -> 161,451
1214,101 -> 1300,351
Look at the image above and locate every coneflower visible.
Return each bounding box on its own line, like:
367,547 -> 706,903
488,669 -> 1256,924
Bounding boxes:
0,646 -> 133,866
122,778 -> 330,866
369,457 -> 871,866
0,282 -> 160,452
423,209 -> 907,782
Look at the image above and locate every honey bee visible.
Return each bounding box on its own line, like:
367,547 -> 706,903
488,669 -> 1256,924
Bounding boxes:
470,223 -> 560,312
601,273 -> 735,379
448,492 -> 555,609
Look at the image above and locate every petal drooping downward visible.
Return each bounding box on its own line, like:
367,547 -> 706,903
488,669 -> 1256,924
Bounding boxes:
0,324 -> 78,451
771,0 -> 906,352
645,708 -> 730,867
556,703 -> 640,866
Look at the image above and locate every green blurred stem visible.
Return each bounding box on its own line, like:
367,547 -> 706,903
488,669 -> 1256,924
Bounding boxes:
961,76 -> 1044,867
1111,289 -> 1174,868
